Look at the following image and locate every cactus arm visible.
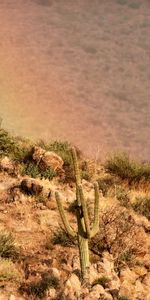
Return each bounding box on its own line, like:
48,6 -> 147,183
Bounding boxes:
71,147 -> 81,185
90,182 -> 100,238
55,191 -> 76,237
78,184 -> 91,239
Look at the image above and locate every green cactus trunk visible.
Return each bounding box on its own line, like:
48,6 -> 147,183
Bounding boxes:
78,234 -> 89,281
55,147 -> 100,284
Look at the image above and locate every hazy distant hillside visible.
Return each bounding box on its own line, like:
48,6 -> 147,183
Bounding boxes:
0,0 -> 149,159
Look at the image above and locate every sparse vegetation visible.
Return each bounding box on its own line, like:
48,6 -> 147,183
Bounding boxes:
132,196 -> 150,220
117,296 -> 130,300
0,129 -> 16,158
92,276 -> 110,288
21,161 -> 56,180
52,229 -> 76,247
19,275 -> 59,298
105,153 -> 150,184
0,129 -> 149,298
97,175 -> 114,196
0,231 -> 18,259
116,186 -> 130,208
90,205 -> 143,271
0,258 -> 21,282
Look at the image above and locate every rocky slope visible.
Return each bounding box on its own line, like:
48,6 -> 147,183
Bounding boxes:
0,129 -> 149,300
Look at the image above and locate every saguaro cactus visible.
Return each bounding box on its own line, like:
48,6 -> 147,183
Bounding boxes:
55,147 -> 100,283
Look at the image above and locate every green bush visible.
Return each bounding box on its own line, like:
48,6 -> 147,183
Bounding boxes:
116,186 -> 130,208
92,276 -> 110,288
0,231 -> 18,259
19,275 -> 59,298
117,296 -> 130,300
52,229 -> 76,247
0,258 -> 21,282
105,153 -> 150,184
21,161 -> 56,180
132,196 -> 150,220
0,129 -> 16,157
21,162 -> 40,178
40,168 -> 56,180
97,176 -> 114,196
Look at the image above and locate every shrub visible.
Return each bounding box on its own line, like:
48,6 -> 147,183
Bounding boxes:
116,186 -> 130,208
21,162 -> 56,180
19,274 -> 59,298
97,176 -> 114,196
92,276 -> 110,288
132,196 -> 150,220
21,162 -> 40,178
0,129 -> 16,157
0,258 -> 21,282
52,229 -> 76,247
105,153 -> 150,184
90,205 -> 144,271
117,296 -> 130,300
40,168 -> 56,180
0,231 -> 18,259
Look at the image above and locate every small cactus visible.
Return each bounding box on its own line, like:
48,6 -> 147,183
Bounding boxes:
55,147 -> 100,283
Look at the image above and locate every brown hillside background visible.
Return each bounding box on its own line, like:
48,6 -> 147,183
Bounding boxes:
0,0 -> 149,160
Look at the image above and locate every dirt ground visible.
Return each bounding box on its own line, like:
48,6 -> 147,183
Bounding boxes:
0,0 -> 149,160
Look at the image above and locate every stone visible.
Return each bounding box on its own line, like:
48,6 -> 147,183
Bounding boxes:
32,146 -> 64,172
9,295 -> 16,300
20,178 -> 43,196
64,273 -> 81,299
119,279 -> 135,299
133,265 -> 147,277
135,279 -> 147,300
0,156 -> 14,173
46,288 -> 56,298
89,264 -> 100,284
120,267 -> 138,285
51,267 -> 61,280
84,285 -> 106,300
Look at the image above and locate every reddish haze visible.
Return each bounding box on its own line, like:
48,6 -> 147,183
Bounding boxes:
0,0 -> 149,160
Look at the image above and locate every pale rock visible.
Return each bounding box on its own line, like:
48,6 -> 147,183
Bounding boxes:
0,156 -> 14,173
9,295 -> 16,300
89,264 -> 100,284
135,279 -> 147,300
64,273 -> 81,299
120,267 -> 138,285
46,288 -> 56,298
108,274 -> 120,290
143,272 -> 150,294
146,294 -> 150,300
51,267 -> 61,280
0,295 -> 7,300
84,285 -> 106,300
119,279 -> 135,299
133,265 -> 147,277
32,146 -> 64,172
102,252 -> 115,277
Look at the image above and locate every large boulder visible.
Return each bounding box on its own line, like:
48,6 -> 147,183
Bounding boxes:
32,146 -> 64,172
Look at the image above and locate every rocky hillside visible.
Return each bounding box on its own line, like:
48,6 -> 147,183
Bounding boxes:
0,128 -> 149,300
